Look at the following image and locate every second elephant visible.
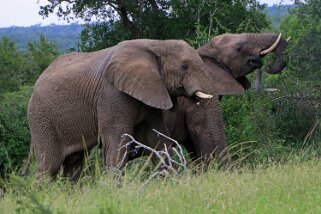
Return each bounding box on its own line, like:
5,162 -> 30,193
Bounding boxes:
170,33 -> 289,163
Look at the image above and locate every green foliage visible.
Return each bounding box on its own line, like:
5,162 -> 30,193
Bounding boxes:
222,92 -> 278,144
279,0 -> 321,89
26,34 -> 60,83
78,21 -> 131,51
221,84 -> 320,163
0,34 -> 58,176
0,38 -> 32,94
0,35 -> 59,94
222,91 -> 284,163
276,0 -> 321,144
41,0 -> 269,50
0,86 -> 33,177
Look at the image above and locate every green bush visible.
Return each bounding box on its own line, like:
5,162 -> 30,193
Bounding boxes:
221,80 -> 320,165
0,86 -> 33,177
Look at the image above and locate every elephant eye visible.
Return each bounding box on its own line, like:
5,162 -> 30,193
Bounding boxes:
181,64 -> 189,70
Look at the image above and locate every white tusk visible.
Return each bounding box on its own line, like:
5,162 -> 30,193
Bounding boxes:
195,91 -> 213,99
260,33 -> 282,55
286,37 -> 291,42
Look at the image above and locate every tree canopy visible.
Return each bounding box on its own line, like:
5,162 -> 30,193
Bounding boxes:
40,0 -> 269,50
280,0 -> 321,82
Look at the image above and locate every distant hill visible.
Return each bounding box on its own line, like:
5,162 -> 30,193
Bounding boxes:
0,23 -> 83,52
264,4 -> 295,29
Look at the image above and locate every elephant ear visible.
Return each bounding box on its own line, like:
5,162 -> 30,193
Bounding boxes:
203,58 -> 245,95
105,44 -> 173,110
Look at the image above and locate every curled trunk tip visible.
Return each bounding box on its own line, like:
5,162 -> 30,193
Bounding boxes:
260,33 -> 282,55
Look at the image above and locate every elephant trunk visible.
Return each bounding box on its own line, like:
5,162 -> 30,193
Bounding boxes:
268,38 -> 288,74
254,33 -> 289,74
181,71 -> 213,98
206,94 -> 228,164
196,71 -> 228,165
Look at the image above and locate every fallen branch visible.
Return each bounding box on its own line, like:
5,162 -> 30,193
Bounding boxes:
118,131 -> 188,186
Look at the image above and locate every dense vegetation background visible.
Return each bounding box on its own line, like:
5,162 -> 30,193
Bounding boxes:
0,0 -> 320,182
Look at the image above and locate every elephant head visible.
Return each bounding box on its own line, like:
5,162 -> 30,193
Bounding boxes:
106,39 -> 215,109
197,33 -> 289,95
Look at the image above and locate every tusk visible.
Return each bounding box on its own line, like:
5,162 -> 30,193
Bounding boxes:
260,33 -> 282,55
264,88 -> 279,92
195,91 -> 213,99
286,37 -> 291,42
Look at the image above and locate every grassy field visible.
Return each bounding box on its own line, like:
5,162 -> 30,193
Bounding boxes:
1,156 -> 320,214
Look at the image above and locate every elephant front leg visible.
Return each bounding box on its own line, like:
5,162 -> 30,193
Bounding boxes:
100,126 -> 133,174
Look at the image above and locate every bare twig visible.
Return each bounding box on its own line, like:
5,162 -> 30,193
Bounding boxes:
118,131 -> 188,192
152,129 -> 187,165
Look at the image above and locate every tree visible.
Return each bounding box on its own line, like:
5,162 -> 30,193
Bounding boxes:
268,0 -> 321,144
0,35 -> 60,95
27,34 -> 60,83
0,37 -> 31,94
39,0 -> 269,50
279,0 -> 321,91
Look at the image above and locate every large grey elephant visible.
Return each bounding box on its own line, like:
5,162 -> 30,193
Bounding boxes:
22,39 -> 225,180
129,33 -> 289,165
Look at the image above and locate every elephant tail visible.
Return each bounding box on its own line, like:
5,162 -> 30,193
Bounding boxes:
20,145 -> 34,176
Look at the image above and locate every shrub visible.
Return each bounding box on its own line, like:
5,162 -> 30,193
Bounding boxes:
221,76 -> 320,164
0,86 -> 33,177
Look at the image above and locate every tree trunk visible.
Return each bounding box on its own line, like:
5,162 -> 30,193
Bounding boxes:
114,0 -> 140,37
255,69 -> 262,92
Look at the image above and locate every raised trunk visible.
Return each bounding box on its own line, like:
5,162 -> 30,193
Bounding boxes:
253,33 -> 288,74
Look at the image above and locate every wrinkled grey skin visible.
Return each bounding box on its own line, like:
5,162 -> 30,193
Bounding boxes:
129,33 -> 289,165
167,33 -> 289,163
22,39 -> 225,180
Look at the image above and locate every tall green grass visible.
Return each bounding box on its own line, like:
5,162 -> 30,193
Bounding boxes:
1,150 -> 320,214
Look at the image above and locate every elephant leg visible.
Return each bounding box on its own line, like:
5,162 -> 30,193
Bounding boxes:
100,126 -> 132,173
135,111 -> 178,168
31,130 -> 64,180
63,151 -> 84,182
182,140 -> 198,162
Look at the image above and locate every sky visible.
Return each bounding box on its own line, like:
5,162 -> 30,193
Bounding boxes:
0,0 -> 294,28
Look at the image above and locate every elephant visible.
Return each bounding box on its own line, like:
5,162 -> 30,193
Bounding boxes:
197,33 -> 289,95
171,33 -> 289,163
128,33 -> 289,165
21,39 -> 225,180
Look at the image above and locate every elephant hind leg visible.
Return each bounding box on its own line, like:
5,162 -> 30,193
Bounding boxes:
35,151 -> 64,181
30,127 -> 64,180
63,152 -> 84,182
